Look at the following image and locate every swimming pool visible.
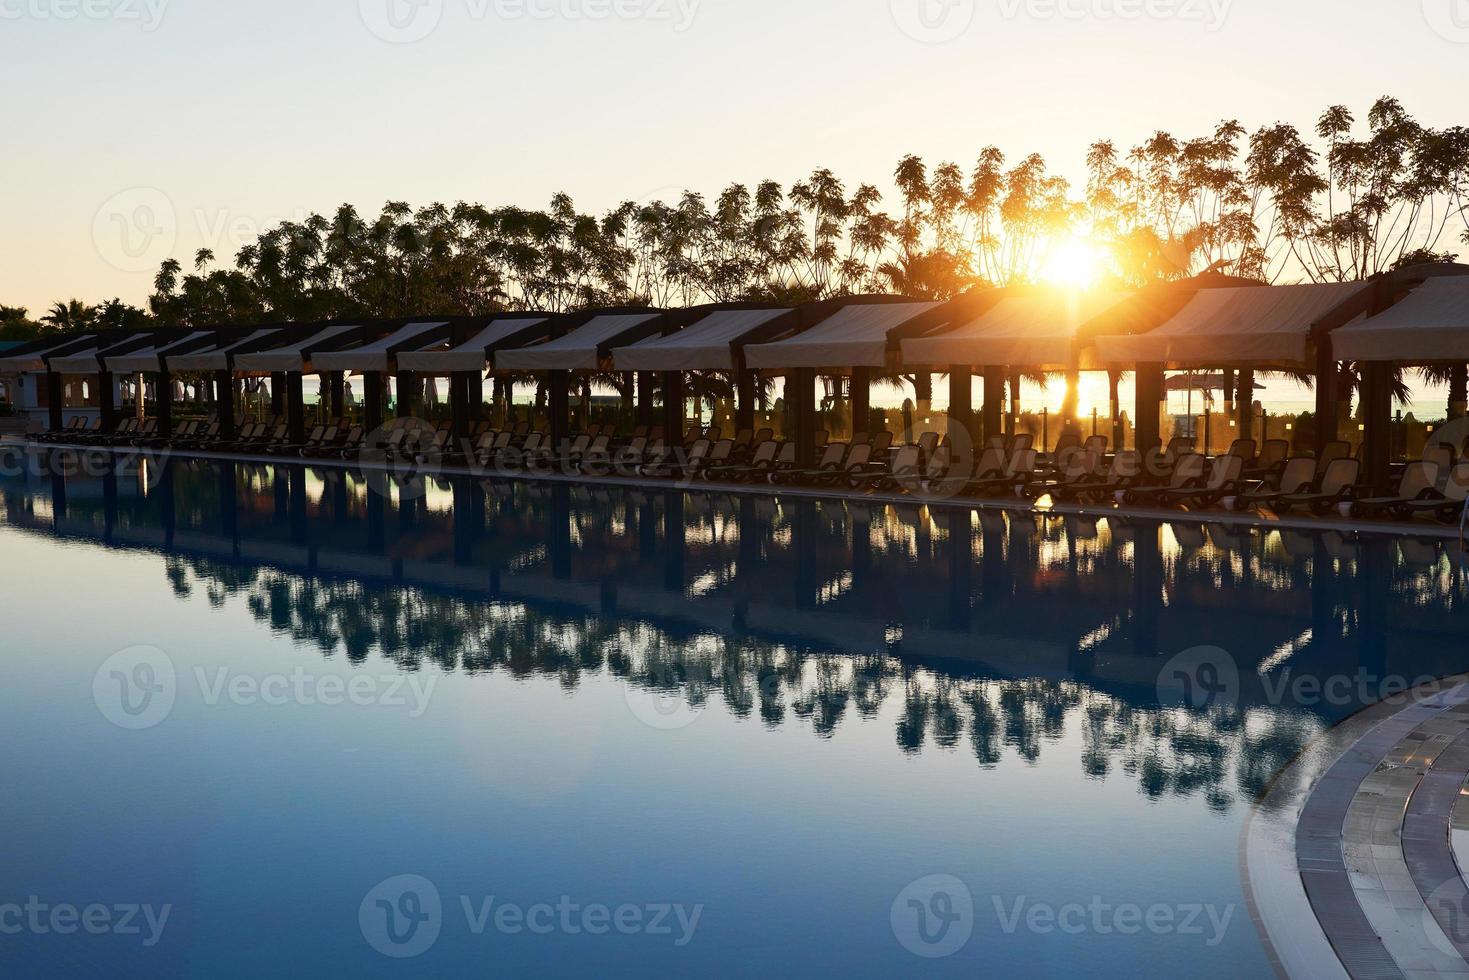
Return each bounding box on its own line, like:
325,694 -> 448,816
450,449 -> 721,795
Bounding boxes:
2,457 -> 1465,978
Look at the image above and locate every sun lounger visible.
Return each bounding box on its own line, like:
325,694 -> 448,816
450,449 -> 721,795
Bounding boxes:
1233,457 -> 1317,511
1153,455 -> 1245,508
1400,462 -> 1469,522
1276,458 -> 1361,515
1350,461 -> 1441,519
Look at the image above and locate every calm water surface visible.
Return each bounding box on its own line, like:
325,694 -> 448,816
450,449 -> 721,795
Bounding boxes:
1,457 -> 1467,978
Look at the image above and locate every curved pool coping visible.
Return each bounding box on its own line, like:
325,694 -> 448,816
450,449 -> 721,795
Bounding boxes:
1243,674 -> 1469,979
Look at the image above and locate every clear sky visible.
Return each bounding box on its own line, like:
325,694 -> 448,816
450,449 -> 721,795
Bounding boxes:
2,0 -> 1466,314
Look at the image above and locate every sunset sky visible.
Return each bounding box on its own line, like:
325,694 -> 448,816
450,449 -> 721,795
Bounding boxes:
3,0 -> 1467,313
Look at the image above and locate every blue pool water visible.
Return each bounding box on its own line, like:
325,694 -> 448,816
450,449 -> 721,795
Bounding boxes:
1,456 -> 1466,978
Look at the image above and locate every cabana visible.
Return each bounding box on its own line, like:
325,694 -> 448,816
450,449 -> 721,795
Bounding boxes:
1333,269 -> 1469,482
395,315 -> 555,436
901,290 -> 1135,446
310,320 -> 454,432
233,323 -> 374,442
46,333 -> 153,433
104,330 -> 216,435
611,306 -> 798,434
1333,274 -> 1469,364
0,332 -> 103,430
1094,281 -> 1379,465
165,327 -> 289,437
742,298 -> 955,463
496,311 -> 667,445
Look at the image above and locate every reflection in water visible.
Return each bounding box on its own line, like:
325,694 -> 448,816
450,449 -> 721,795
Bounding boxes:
4,457 -> 1467,817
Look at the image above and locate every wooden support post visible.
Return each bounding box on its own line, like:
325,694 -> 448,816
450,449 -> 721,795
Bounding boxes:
1313,339 -> 1338,454
98,371 -> 115,433
947,365 -> 972,447
450,371 -> 471,442
736,369 -> 756,432
270,372 -> 286,417
468,374 -> 483,421
661,371 -> 684,444
214,370 -> 235,438
791,367 -> 816,469
549,370 -> 570,450
46,372 -> 62,431
1361,361 -> 1393,496
637,372 -> 656,428
286,373 -> 305,445
981,367 -> 1005,447
156,369 -> 173,437
851,367 -> 872,437
326,372 -> 345,419
1134,362 -> 1165,454
364,373 -> 384,434
395,370 -> 416,419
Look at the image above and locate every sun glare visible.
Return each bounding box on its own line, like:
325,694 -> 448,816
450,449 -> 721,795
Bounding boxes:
1040,237 -> 1104,288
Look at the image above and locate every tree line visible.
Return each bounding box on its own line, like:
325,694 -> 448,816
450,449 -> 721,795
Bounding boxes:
4,95 -> 1466,412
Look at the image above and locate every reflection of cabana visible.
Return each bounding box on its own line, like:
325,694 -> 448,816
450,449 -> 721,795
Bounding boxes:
1094,281 -> 1381,470
612,306 -> 798,433
394,315 -> 555,437
495,310 -> 667,446
743,298 -> 955,464
311,321 -> 453,432
902,290 -> 1134,445
233,323 -> 373,442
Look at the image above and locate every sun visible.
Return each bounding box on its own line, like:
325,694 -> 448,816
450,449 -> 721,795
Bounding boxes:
1040,237 -> 1104,288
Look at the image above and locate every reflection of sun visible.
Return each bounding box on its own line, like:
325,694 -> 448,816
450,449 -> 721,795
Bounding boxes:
1040,237 -> 1104,288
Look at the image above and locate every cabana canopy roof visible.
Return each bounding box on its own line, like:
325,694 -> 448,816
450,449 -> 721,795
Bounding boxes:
311,321 -> 452,374
47,334 -> 150,374
105,331 -> 214,374
495,313 -> 663,371
396,317 -> 552,374
612,308 -> 794,371
0,333 -> 99,374
232,324 -> 363,374
901,290 -> 1133,370
166,328 -> 286,373
1333,275 -> 1469,363
743,301 -> 944,370
1095,282 -> 1370,369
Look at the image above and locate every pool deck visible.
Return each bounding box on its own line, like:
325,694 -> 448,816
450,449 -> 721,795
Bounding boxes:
1247,675 -> 1469,979
13,438 -> 1469,543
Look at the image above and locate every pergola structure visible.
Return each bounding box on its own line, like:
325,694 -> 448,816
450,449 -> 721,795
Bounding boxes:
743,296 -> 970,465
394,314 -> 556,439
495,307 -> 669,447
1091,264 -> 1469,490
8,265 -> 1469,483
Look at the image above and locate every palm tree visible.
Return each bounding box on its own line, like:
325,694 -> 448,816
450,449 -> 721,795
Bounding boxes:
1418,365 -> 1468,419
40,299 -> 95,332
